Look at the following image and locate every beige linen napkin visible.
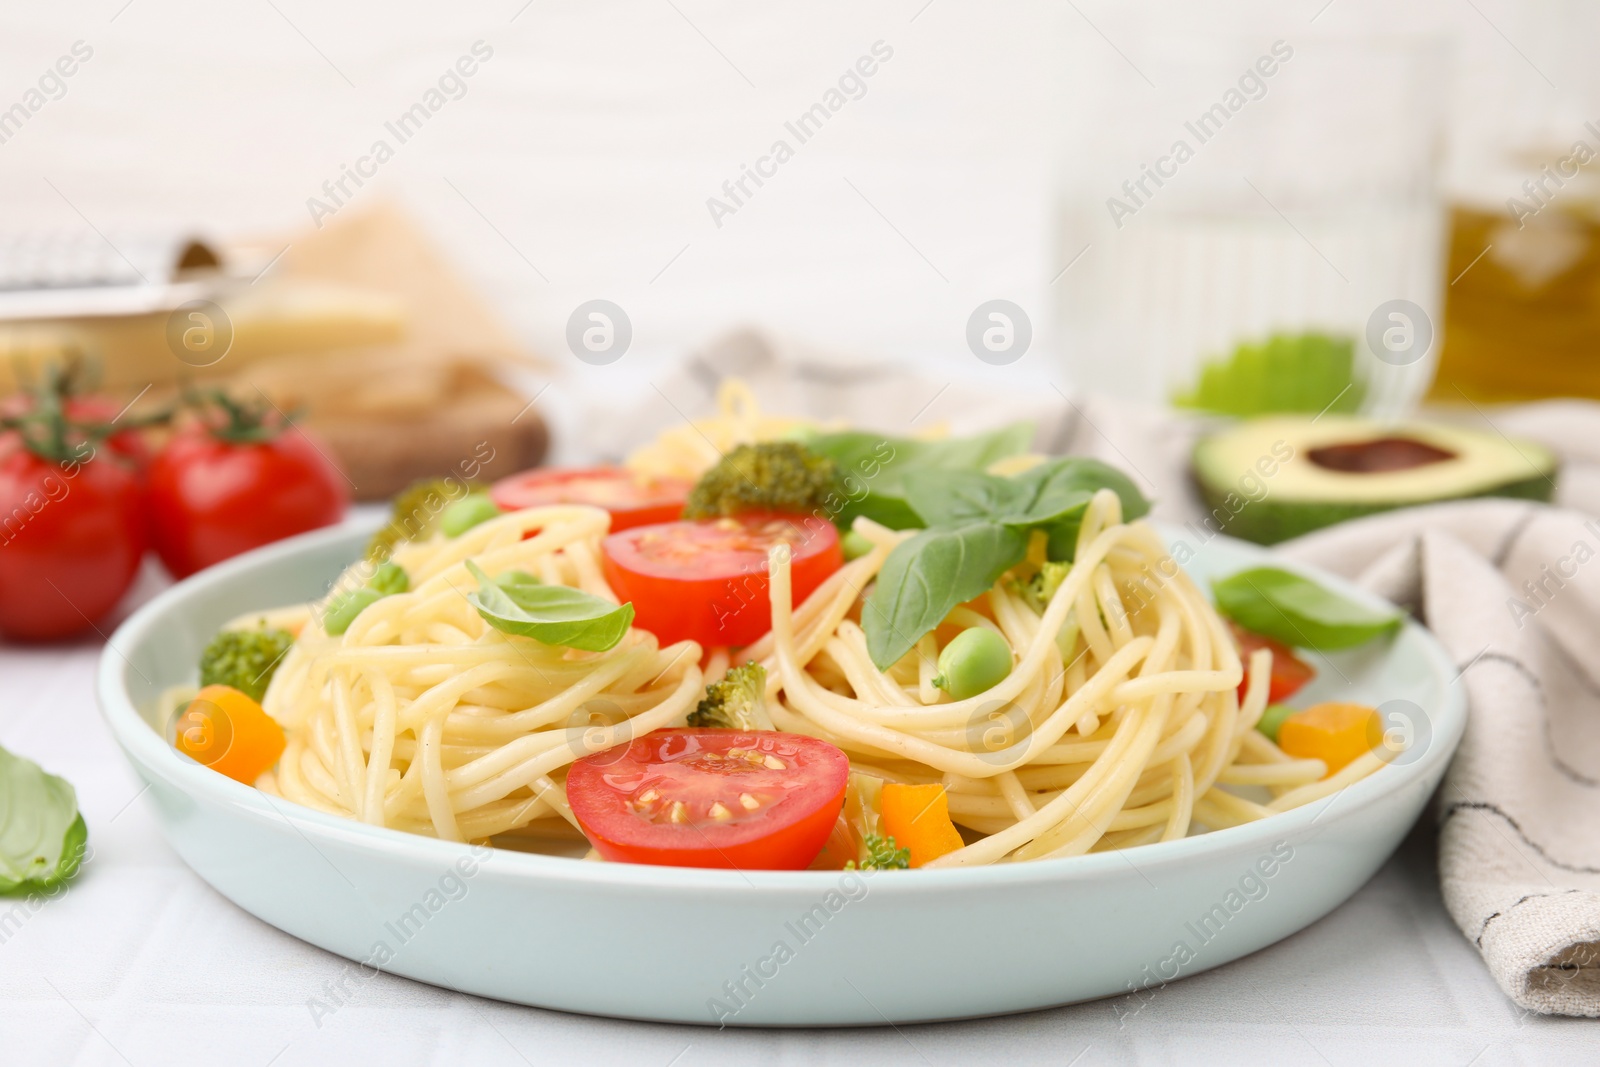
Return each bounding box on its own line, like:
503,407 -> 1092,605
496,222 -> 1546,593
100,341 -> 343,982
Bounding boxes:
1286,504 -> 1600,1016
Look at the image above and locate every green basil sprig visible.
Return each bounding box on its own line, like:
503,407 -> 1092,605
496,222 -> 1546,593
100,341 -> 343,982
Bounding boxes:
465,560 -> 634,652
0,746 -> 88,895
803,423 -> 1036,530
1212,566 -> 1401,652
862,458 -> 1150,669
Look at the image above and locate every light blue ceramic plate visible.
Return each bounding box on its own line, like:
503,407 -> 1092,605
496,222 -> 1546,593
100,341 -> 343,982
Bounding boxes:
96,521 -> 1464,1026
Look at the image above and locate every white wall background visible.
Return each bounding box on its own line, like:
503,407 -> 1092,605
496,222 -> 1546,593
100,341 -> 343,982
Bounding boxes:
2,0 -> 1595,386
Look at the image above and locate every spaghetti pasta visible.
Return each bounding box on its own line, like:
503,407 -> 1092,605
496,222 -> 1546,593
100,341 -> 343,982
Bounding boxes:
179,486 -> 1382,865
624,380 -> 825,481
752,489 -> 1381,865
252,505 -> 704,843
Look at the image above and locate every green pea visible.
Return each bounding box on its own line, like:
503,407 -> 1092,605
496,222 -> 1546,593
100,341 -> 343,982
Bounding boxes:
324,586 -> 384,635
841,529 -> 874,561
368,561 -> 409,596
1256,703 -> 1298,744
932,627 -> 1013,699
440,493 -> 501,537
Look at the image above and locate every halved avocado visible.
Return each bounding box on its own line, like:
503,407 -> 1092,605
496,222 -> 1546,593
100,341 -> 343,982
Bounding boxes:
1193,415 -> 1558,544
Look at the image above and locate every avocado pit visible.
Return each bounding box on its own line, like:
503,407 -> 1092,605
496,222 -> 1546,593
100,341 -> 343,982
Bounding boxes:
1307,437 -> 1456,474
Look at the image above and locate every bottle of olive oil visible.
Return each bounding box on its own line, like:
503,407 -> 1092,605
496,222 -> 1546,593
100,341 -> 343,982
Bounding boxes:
1431,145 -> 1600,402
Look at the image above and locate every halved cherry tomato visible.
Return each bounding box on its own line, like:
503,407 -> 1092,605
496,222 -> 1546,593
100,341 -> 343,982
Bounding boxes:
566,728 -> 849,869
1232,623 -> 1315,704
811,810 -> 861,871
490,467 -> 690,532
601,513 -> 841,648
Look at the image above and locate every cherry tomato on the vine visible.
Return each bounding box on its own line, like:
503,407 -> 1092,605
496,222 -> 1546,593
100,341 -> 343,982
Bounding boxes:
0,435 -> 145,642
148,393 -> 348,579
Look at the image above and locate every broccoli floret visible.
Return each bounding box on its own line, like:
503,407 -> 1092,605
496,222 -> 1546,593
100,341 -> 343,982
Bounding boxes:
1022,561 -> 1072,615
845,833 -> 910,870
682,442 -> 842,519
198,625 -> 295,702
1019,561 -> 1078,657
365,479 -> 482,562
688,662 -> 774,731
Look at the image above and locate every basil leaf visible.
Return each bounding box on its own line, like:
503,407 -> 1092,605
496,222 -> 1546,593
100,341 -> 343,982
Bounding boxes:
0,746 -> 88,895
862,523 -> 1029,669
1006,458 -> 1153,561
465,560 -> 633,652
495,570 -> 544,594
806,424 -> 1035,530
869,457 -> 1154,657
1212,566 -> 1402,652
1044,521 -> 1087,563
1001,458 -> 1150,528
903,457 -> 1151,561
901,457 -> 1149,538
901,469 -> 1014,528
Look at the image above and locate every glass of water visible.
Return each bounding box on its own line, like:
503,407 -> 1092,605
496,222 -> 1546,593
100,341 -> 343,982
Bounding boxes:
1055,13 -> 1449,416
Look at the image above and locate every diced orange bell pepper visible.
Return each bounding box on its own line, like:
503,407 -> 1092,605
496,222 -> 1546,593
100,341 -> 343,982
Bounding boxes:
174,684 -> 287,785
880,782 -> 965,867
1277,702 -> 1379,776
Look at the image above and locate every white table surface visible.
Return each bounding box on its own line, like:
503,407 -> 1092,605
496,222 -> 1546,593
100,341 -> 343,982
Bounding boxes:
0,555 -> 1595,1067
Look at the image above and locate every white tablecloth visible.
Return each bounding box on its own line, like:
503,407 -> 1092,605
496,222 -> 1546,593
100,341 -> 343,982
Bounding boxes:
1,554 -> 1595,1066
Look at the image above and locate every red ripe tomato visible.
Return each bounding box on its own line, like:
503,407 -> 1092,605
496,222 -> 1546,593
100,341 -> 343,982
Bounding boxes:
600,514 -> 841,649
69,396 -> 157,470
0,393 -> 154,469
149,423 -> 349,580
490,467 -> 690,532
1232,624 -> 1315,704
566,728 -> 849,870
0,441 -> 145,641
